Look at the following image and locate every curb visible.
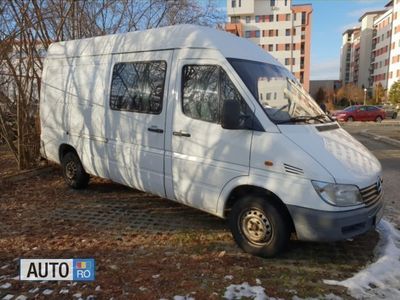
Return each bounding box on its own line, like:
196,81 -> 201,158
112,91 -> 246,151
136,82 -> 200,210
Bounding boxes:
341,121 -> 400,127
360,130 -> 400,148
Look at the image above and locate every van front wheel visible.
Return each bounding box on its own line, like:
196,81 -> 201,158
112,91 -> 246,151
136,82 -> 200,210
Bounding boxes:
61,152 -> 90,189
229,196 -> 290,258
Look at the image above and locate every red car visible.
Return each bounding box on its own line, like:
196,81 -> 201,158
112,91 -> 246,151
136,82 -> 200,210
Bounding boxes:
333,105 -> 386,122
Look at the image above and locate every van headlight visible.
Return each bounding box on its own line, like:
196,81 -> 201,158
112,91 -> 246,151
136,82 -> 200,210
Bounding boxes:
312,181 -> 362,207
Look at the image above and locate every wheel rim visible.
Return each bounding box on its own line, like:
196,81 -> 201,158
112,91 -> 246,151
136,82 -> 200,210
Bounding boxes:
376,117 -> 382,122
65,161 -> 77,180
239,208 -> 273,246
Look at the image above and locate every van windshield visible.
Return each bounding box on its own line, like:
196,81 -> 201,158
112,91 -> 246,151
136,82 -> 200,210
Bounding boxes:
228,58 -> 332,124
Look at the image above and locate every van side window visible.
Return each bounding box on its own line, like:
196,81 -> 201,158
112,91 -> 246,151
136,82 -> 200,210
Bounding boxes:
110,61 -> 166,114
182,65 -> 252,125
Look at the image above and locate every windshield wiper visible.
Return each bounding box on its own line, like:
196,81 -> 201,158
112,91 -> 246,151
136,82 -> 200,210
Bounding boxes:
276,114 -> 328,124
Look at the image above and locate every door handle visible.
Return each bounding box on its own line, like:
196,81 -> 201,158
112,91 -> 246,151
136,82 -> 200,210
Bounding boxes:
173,131 -> 191,137
148,127 -> 164,133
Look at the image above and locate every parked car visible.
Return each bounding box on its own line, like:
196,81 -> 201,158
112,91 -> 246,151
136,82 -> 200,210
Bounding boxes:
377,103 -> 398,119
332,105 -> 386,122
40,25 -> 384,258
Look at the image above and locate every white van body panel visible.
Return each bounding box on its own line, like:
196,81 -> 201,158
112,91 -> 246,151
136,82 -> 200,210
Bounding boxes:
278,125 -> 382,188
46,25 -> 280,67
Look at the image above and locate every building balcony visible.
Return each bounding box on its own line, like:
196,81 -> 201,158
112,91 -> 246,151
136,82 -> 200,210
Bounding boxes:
225,23 -> 244,37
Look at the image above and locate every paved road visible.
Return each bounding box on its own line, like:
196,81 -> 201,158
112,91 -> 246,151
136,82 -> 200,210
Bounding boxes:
346,126 -> 400,227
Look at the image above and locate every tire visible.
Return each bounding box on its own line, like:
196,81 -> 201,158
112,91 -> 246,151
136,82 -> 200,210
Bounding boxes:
392,112 -> 398,119
347,116 -> 354,122
229,195 -> 290,258
61,151 -> 90,189
375,116 -> 383,123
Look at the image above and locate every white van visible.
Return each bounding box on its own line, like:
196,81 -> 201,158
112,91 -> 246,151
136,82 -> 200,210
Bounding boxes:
40,25 -> 384,257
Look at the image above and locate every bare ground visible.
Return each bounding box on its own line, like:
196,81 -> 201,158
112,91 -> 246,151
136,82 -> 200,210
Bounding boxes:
0,147 -> 380,299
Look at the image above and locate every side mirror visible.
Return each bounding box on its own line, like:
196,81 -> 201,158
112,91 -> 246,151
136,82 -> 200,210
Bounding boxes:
221,100 -> 242,130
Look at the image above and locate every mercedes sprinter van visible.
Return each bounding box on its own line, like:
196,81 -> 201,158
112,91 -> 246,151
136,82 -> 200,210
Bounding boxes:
40,25 -> 384,257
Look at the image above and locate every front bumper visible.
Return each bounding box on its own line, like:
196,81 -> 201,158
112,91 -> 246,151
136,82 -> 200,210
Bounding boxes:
287,198 -> 384,242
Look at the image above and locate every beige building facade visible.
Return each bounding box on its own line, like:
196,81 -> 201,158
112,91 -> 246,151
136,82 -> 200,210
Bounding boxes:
341,0 -> 400,96
225,0 -> 312,91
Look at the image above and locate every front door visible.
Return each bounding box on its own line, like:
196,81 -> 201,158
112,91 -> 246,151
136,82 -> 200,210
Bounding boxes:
168,59 -> 255,213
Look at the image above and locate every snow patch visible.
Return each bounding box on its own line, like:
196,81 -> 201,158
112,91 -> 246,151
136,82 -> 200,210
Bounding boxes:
2,294 -> 14,300
224,275 -> 234,280
59,288 -> 69,294
1,265 -> 9,270
28,288 -> 39,294
324,219 -> 400,299
73,292 -> 82,298
173,296 -> 195,300
224,282 -> 281,300
0,283 -> 11,289
42,289 -> 53,295
15,296 -> 27,300
95,285 -> 101,291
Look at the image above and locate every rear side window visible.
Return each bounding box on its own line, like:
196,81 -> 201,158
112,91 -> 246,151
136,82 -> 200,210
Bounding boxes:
182,65 -> 251,124
367,106 -> 378,111
110,61 -> 166,114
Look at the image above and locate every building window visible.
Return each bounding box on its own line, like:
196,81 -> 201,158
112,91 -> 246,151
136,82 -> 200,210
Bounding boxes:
231,16 -> 240,24
285,29 -> 291,36
293,13 -> 297,21
110,61 -> 166,114
239,0 -> 241,7
275,29 -> 279,36
268,44 -> 273,51
269,14 -> 274,22
246,16 -> 251,23
245,31 -> 251,38
182,65 -> 251,125
232,0 -> 236,8
255,30 -> 260,38
285,58 -> 290,65
285,44 -> 290,51
276,44 -> 279,51
285,0 -> 288,5
301,12 -> 306,24
270,0 -> 275,7
269,29 -> 274,36
286,14 -> 291,21
292,28 -> 296,35
255,15 -> 260,23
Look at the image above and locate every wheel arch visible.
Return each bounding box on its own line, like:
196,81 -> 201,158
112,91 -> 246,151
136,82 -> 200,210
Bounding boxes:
219,182 -> 296,235
59,143 -> 78,162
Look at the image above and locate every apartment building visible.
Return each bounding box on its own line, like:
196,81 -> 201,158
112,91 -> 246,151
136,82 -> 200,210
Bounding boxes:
225,0 -> 312,91
371,8 -> 392,90
340,0 -> 400,95
388,0 -> 400,87
340,27 -> 361,85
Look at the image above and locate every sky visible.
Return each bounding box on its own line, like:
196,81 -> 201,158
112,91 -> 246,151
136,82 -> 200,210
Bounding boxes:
215,0 -> 390,80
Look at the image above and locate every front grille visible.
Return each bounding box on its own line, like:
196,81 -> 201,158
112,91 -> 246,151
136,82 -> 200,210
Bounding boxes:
360,179 -> 383,207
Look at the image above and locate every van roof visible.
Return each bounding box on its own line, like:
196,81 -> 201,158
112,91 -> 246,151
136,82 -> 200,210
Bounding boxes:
46,24 -> 280,66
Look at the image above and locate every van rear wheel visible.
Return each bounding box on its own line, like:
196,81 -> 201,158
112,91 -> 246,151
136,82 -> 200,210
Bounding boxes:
61,152 -> 90,189
229,196 -> 290,258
